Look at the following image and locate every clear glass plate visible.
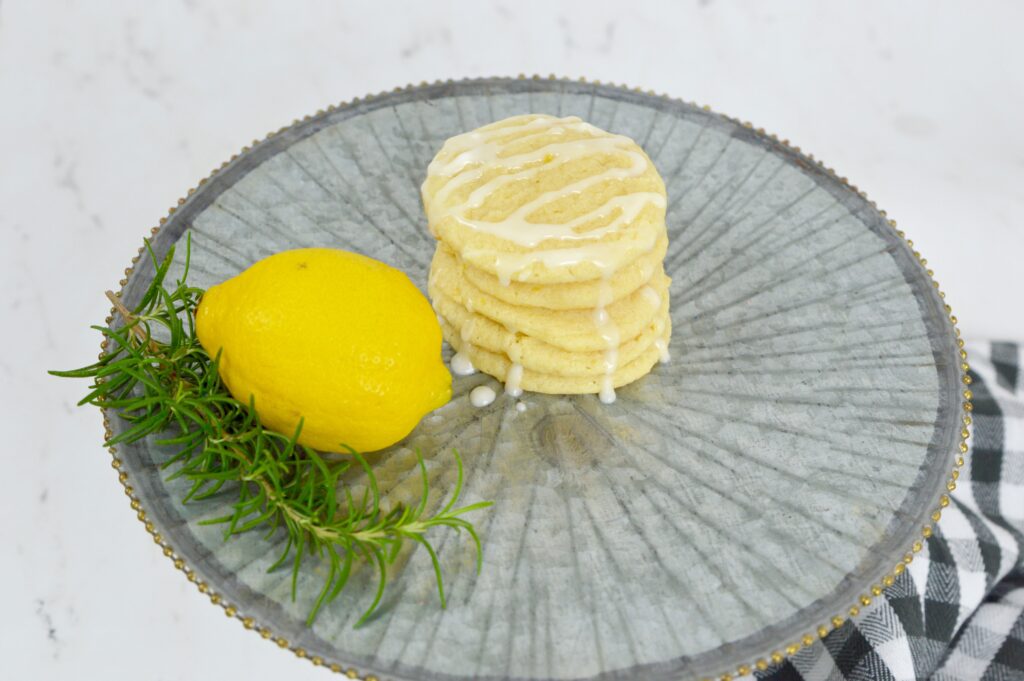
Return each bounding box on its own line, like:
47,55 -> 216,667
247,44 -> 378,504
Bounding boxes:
110,77 -> 963,681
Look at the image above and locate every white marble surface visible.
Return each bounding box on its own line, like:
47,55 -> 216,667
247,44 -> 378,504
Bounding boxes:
3,1 -> 1023,679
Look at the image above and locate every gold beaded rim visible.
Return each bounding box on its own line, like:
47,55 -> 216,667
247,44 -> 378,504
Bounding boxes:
100,74 -> 971,681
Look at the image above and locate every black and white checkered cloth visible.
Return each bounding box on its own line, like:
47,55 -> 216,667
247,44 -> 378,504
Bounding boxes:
758,342 -> 1024,681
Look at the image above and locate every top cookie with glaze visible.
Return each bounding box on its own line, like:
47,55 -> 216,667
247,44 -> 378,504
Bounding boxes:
421,114 -> 667,285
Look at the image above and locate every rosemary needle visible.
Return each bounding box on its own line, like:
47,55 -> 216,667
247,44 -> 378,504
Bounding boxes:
51,235 -> 492,626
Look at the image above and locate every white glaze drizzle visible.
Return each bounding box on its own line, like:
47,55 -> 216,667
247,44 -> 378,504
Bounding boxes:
470,385 -> 496,408
596,319 -> 620,348
602,346 -> 619,373
424,114 -> 664,283
460,316 -> 475,340
506,338 -> 523,365
654,338 -> 671,363
474,240 -> 636,287
450,351 -> 476,376
654,314 -> 671,364
599,376 -> 617,404
640,285 -> 661,309
505,363 -> 524,397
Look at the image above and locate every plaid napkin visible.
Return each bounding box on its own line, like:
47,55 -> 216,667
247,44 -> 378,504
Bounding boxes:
757,342 -> 1024,681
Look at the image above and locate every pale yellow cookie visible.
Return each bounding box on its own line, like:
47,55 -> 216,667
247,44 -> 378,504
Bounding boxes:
432,287 -> 669,377
440,318 -> 672,394
429,245 -> 670,353
421,114 -> 667,285
454,233 -> 668,311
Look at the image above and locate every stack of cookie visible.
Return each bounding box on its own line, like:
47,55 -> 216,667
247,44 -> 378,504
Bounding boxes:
422,114 -> 671,403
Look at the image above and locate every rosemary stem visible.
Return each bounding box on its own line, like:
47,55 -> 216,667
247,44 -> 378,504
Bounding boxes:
105,289 -> 161,354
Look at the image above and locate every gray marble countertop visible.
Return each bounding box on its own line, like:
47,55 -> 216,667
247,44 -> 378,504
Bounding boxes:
4,2 -> 1022,679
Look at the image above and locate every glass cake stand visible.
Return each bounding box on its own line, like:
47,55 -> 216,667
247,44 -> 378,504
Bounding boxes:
106,77 -> 967,681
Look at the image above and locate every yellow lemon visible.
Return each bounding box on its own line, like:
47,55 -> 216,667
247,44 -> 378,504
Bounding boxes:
196,248 -> 451,452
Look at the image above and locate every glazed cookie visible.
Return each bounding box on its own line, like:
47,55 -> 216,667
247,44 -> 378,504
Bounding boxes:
429,245 -> 670,353
423,114 -> 673,402
431,285 -> 669,377
440,319 -> 672,395
455,233 -> 668,311
421,114 -> 667,285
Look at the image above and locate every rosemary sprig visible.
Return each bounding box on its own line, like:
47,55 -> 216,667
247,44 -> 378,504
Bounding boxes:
51,236 -> 491,626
